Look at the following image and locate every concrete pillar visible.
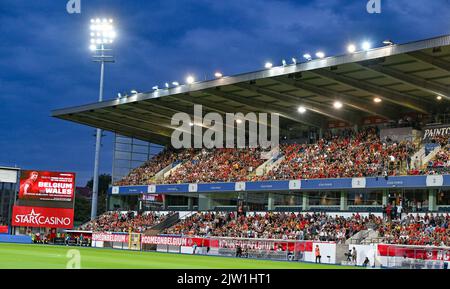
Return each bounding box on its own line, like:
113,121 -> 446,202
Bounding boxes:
302,192 -> 309,211
268,193 -> 275,211
428,190 -> 437,212
382,190 -> 388,206
187,197 -> 194,211
340,191 -> 348,211
162,195 -> 168,210
319,128 -> 323,139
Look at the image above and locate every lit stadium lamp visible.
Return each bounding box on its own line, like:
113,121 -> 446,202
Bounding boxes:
333,101 -> 343,109
186,75 -> 195,84
172,81 -> 180,86
315,51 -> 325,59
303,54 -> 312,61
265,62 -> 273,69
362,41 -> 371,51
189,122 -> 194,127
214,72 -> 223,78
236,119 -> 243,124
89,18 -> 116,51
436,95 -> 443,101
373,97 -> 382,103
298,106 -> 306,114
347,44 -> 356,53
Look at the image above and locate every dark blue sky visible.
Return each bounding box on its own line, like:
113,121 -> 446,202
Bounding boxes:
1,0 -> 449,186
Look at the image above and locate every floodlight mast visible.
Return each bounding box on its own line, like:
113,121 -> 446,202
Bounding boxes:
89,18 -> 115,220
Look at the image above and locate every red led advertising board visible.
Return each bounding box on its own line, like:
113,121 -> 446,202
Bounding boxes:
11,205 -> 74,229
18,170 -> 75,202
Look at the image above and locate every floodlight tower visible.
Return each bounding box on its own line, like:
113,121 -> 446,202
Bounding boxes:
89,18 -> 116,220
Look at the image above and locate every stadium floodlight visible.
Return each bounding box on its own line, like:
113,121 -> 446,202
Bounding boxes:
292,58 -> 297,64
362,41 -> 371,51
303,53 -> 312,61
189,122 -> 194,127
282,59 -> 287,66
88,18 -> 116,220
373,97 -> 382,103
89,18 -> 116,51
347,44 -> 356,53
172,81 -> 180,86
333,101 -> 343,109
214,72 -> 223,78
315,51 -> 325,59
436,95 -> 443,101
236,119 -> 243,124
186,75 -> 195,84
265,62 -> 273,69
297,106 -> 306,114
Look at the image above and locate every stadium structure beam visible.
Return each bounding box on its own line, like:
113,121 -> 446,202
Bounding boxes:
64,114 -> 170,144
358,62 -> 450,101
234,82 -> 360,124
310,69 -> 431,114
205,87 -> 326,128
99,108 -> 176,135
273,76 -> 398,119
407,51 -> 450,72
82,111 -> 173,138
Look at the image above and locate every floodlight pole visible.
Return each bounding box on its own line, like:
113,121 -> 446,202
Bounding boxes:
91,44 -> 113,220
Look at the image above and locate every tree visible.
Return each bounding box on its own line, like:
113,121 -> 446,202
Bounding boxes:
86,174 -> 112,216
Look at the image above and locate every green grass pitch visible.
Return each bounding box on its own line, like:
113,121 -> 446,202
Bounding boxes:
0,243 -> 356,269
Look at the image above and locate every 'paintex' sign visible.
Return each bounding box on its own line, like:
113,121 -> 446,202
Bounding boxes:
12,206 -> 74,229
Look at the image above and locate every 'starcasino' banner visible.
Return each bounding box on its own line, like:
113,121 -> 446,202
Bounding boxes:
11,205 -> 74,229
18,170 -> 76,202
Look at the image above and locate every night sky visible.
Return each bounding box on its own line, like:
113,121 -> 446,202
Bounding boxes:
1,0 -> 449,186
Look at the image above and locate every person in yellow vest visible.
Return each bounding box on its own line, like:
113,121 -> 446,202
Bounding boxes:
315,245 -> 321,263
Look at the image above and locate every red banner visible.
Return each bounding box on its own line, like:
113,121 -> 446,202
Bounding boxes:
19,170 -> 75,202
0,226 -> 8,234
378,244 -> 450,261
12,205 -> 74,229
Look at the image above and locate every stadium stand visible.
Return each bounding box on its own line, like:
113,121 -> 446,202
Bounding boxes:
163,212 -> 377,243
78,211 -> 170,233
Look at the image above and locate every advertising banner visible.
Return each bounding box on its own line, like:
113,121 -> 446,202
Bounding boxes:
18,170 -> 76,202
12,205 -> 74,229
422,124 -> 450,142
92,232 -> 129,243
378,244 -> 450,261
0,226 -> 8,234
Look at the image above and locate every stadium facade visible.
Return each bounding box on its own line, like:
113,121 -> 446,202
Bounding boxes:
52,34 -> 450,214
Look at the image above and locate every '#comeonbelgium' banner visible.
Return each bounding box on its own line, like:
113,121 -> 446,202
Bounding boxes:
11,205 -> 74,229
18,170 -> 76,202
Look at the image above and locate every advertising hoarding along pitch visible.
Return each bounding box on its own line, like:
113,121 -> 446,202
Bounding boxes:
18,170 -> 76,202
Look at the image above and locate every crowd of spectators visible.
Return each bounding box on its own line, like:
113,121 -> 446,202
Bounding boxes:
79,211 -> 170,233
256,127 -> 416,180
379,213 -> 449,246
409,135 -> 449,175
163,148 -> 264,184
114,149 -> 196,186
164,211 -> 449,247
164,212 -> 378,243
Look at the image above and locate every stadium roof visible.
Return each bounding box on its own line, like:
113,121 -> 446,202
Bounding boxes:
52,35 -> 450,145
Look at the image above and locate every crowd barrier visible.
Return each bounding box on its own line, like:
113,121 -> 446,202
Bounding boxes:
89,232 -> 450,268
